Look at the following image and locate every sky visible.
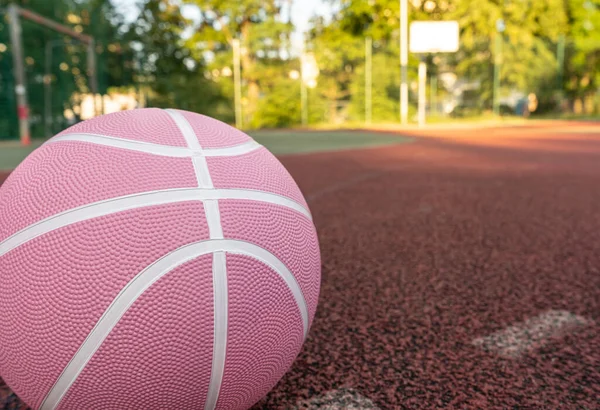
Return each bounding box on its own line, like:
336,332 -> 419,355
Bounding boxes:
289,0 -> 332,37
111,0 -> 333,53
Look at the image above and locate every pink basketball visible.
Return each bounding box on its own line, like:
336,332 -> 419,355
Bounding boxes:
0,108 -> 321,410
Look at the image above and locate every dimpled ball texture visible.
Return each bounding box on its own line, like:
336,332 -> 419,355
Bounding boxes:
0,108 -> 321,410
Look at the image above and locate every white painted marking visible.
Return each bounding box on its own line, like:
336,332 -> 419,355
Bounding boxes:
40,239 -> 308,410
472,310 -> 593,359
205,251 -> 228,410
165,109 -> 202,151
0,188 -> 312,257
204,200 -> 223,239
293,388 -> 379,409
46,134 -> 261,158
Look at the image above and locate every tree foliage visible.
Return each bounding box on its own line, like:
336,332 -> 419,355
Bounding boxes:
128,0 -> 225,117
1,0 -> 598,138
565,0 -> 600,101
325,0 -> 579,116
183,0 -> 295,125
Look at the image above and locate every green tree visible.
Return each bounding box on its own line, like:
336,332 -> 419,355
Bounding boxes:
184,0 -> 295,126
317,0 -> 575,115
130,0 -> 225,117
450,0 -> 568,107
84,0 -> 135,93
253,76 -> 301,128
308,16 -> 364,123
564,0 -> 600,112
349,51 -> 402,122
309,1 -> 419,122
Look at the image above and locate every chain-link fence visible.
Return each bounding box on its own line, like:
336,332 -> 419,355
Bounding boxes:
293,35 -> 599,127
235,34 -> 599,129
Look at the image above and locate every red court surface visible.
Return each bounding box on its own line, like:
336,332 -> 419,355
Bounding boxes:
2,121 -> 600,409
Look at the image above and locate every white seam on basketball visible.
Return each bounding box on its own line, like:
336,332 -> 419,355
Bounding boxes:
205,140 -> 261,156
164,109 -> 226,410
0,188 -> 312,258
25,111 -> 312,410
45,133 -> 262,158
206,251 -> 228,410
164,109 -> 203,151
38,240 -> 308,410
204,201 -> 224,239
165,110 -> 214,189
193,155 -> 214,189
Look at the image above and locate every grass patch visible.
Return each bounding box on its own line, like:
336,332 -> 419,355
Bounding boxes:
0,140 -> 45,170
248,130 -> 412,155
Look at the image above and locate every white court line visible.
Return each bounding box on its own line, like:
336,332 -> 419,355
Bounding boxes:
472,310 -> 593,359
292,388 -> 379,410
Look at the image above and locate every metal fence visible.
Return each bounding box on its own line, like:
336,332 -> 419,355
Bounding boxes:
0,6 -> 135,141
260,35 -> 596,127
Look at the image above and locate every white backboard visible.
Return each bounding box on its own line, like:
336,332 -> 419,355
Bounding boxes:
301,53 -> 320,88
410,21 -> 459,53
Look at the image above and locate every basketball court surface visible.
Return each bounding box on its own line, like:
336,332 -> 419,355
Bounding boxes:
2,121 -> 600,408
